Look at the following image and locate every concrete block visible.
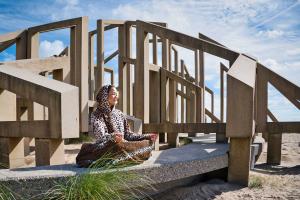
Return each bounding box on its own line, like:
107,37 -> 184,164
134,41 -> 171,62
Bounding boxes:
35,139 -> 65,166
0,137 -> 25,169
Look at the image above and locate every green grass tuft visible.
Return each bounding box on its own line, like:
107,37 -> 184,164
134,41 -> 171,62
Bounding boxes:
43,154 -> 155,200
249,175 -> 263,189
179,137 -> 193,146
0,183 -> 18,200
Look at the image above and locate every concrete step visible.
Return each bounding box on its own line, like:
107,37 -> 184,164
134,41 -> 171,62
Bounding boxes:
0,143 -> 228,198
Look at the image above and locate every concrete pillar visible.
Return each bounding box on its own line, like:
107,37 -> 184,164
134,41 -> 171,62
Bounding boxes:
152,34 -> 157,64
188,91 -> 196,137
35,138 -> 65,166
150,70 -> 160,150
220,63 -> 226,122
96,20 -> 105,94
88,32 -> 95,100
70,17 -> 89,133
134,22 -> 150,123
16,31 -> 30,158
267,133 -> 282,165
256,65 -> 268,141
78,17 -> 89,133
118,25 -> 127,113
160,38 -> 169,143
160,69 -> 167,143
125,23 -> 133,116
167,78 -> 179,147
198,50 -> 205,123
70,27 -> 76,85
228,137 -> 251,186
180,60 -> 185,123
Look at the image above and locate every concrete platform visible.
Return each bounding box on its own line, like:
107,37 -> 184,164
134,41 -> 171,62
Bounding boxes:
0,142 -> 228,198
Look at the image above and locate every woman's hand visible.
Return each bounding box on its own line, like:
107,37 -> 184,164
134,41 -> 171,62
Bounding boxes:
148,133 -> 158,142
113,132 -> 123,143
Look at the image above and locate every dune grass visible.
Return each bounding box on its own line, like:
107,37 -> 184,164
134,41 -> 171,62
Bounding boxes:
249,175 -> 264,189
179,137 -> 193,146
43,154 -> 155,200
0,183 -> 19,200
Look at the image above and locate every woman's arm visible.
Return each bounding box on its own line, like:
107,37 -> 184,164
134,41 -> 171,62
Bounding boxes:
123,115 -> 152,141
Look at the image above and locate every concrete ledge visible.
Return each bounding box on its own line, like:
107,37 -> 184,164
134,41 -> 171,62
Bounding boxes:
0,143 -> 228,198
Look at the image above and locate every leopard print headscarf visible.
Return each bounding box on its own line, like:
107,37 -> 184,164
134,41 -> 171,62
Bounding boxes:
95,85 -> 116,132
96,85 -> 112,114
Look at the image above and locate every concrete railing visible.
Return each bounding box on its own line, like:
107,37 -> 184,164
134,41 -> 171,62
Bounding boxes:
0,17 -> 299,187
0,64 -> 79,168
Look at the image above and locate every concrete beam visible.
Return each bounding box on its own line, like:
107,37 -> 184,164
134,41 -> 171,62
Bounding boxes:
266,122 -> 300,133
205,109 -> 221,123
163,68 -> 200,91
137,20 -> 239,62
0,40 -> 15,53
28,17 -> 85,34
143,122 -> 226,133
0,121 -> 48,138
0,30 -> 24,43
267,109 -> 278,122
1,57 -> 70,73
258,63 -> 300,109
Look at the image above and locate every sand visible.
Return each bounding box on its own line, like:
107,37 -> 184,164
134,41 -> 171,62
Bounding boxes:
153,133 -> 300,200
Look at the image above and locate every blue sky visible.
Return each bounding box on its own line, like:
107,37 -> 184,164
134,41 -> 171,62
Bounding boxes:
0,0 -> 299,121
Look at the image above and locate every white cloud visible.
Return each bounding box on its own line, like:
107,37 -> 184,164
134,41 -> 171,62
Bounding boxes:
263,58 -> 281,70
286,48 -> 300,56
51,0 -> 82,20
261,58 -> 300,85
256,29 -> 284,39
39,40 -> 65,58
56,0 -> 79,6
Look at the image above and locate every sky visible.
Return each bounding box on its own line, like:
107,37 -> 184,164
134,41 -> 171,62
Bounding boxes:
0,0 -> 299,121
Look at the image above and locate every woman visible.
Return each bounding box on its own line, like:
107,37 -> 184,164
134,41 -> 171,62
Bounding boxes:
76,85 -> 156,167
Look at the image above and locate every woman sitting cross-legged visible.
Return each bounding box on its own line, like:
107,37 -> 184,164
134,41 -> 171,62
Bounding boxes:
76,85 -> 157,168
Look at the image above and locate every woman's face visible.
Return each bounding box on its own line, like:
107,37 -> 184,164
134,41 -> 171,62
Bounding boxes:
108,87 -> 119,107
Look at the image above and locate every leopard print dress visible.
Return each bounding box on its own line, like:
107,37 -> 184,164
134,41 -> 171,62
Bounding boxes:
76,85 -> 153,167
